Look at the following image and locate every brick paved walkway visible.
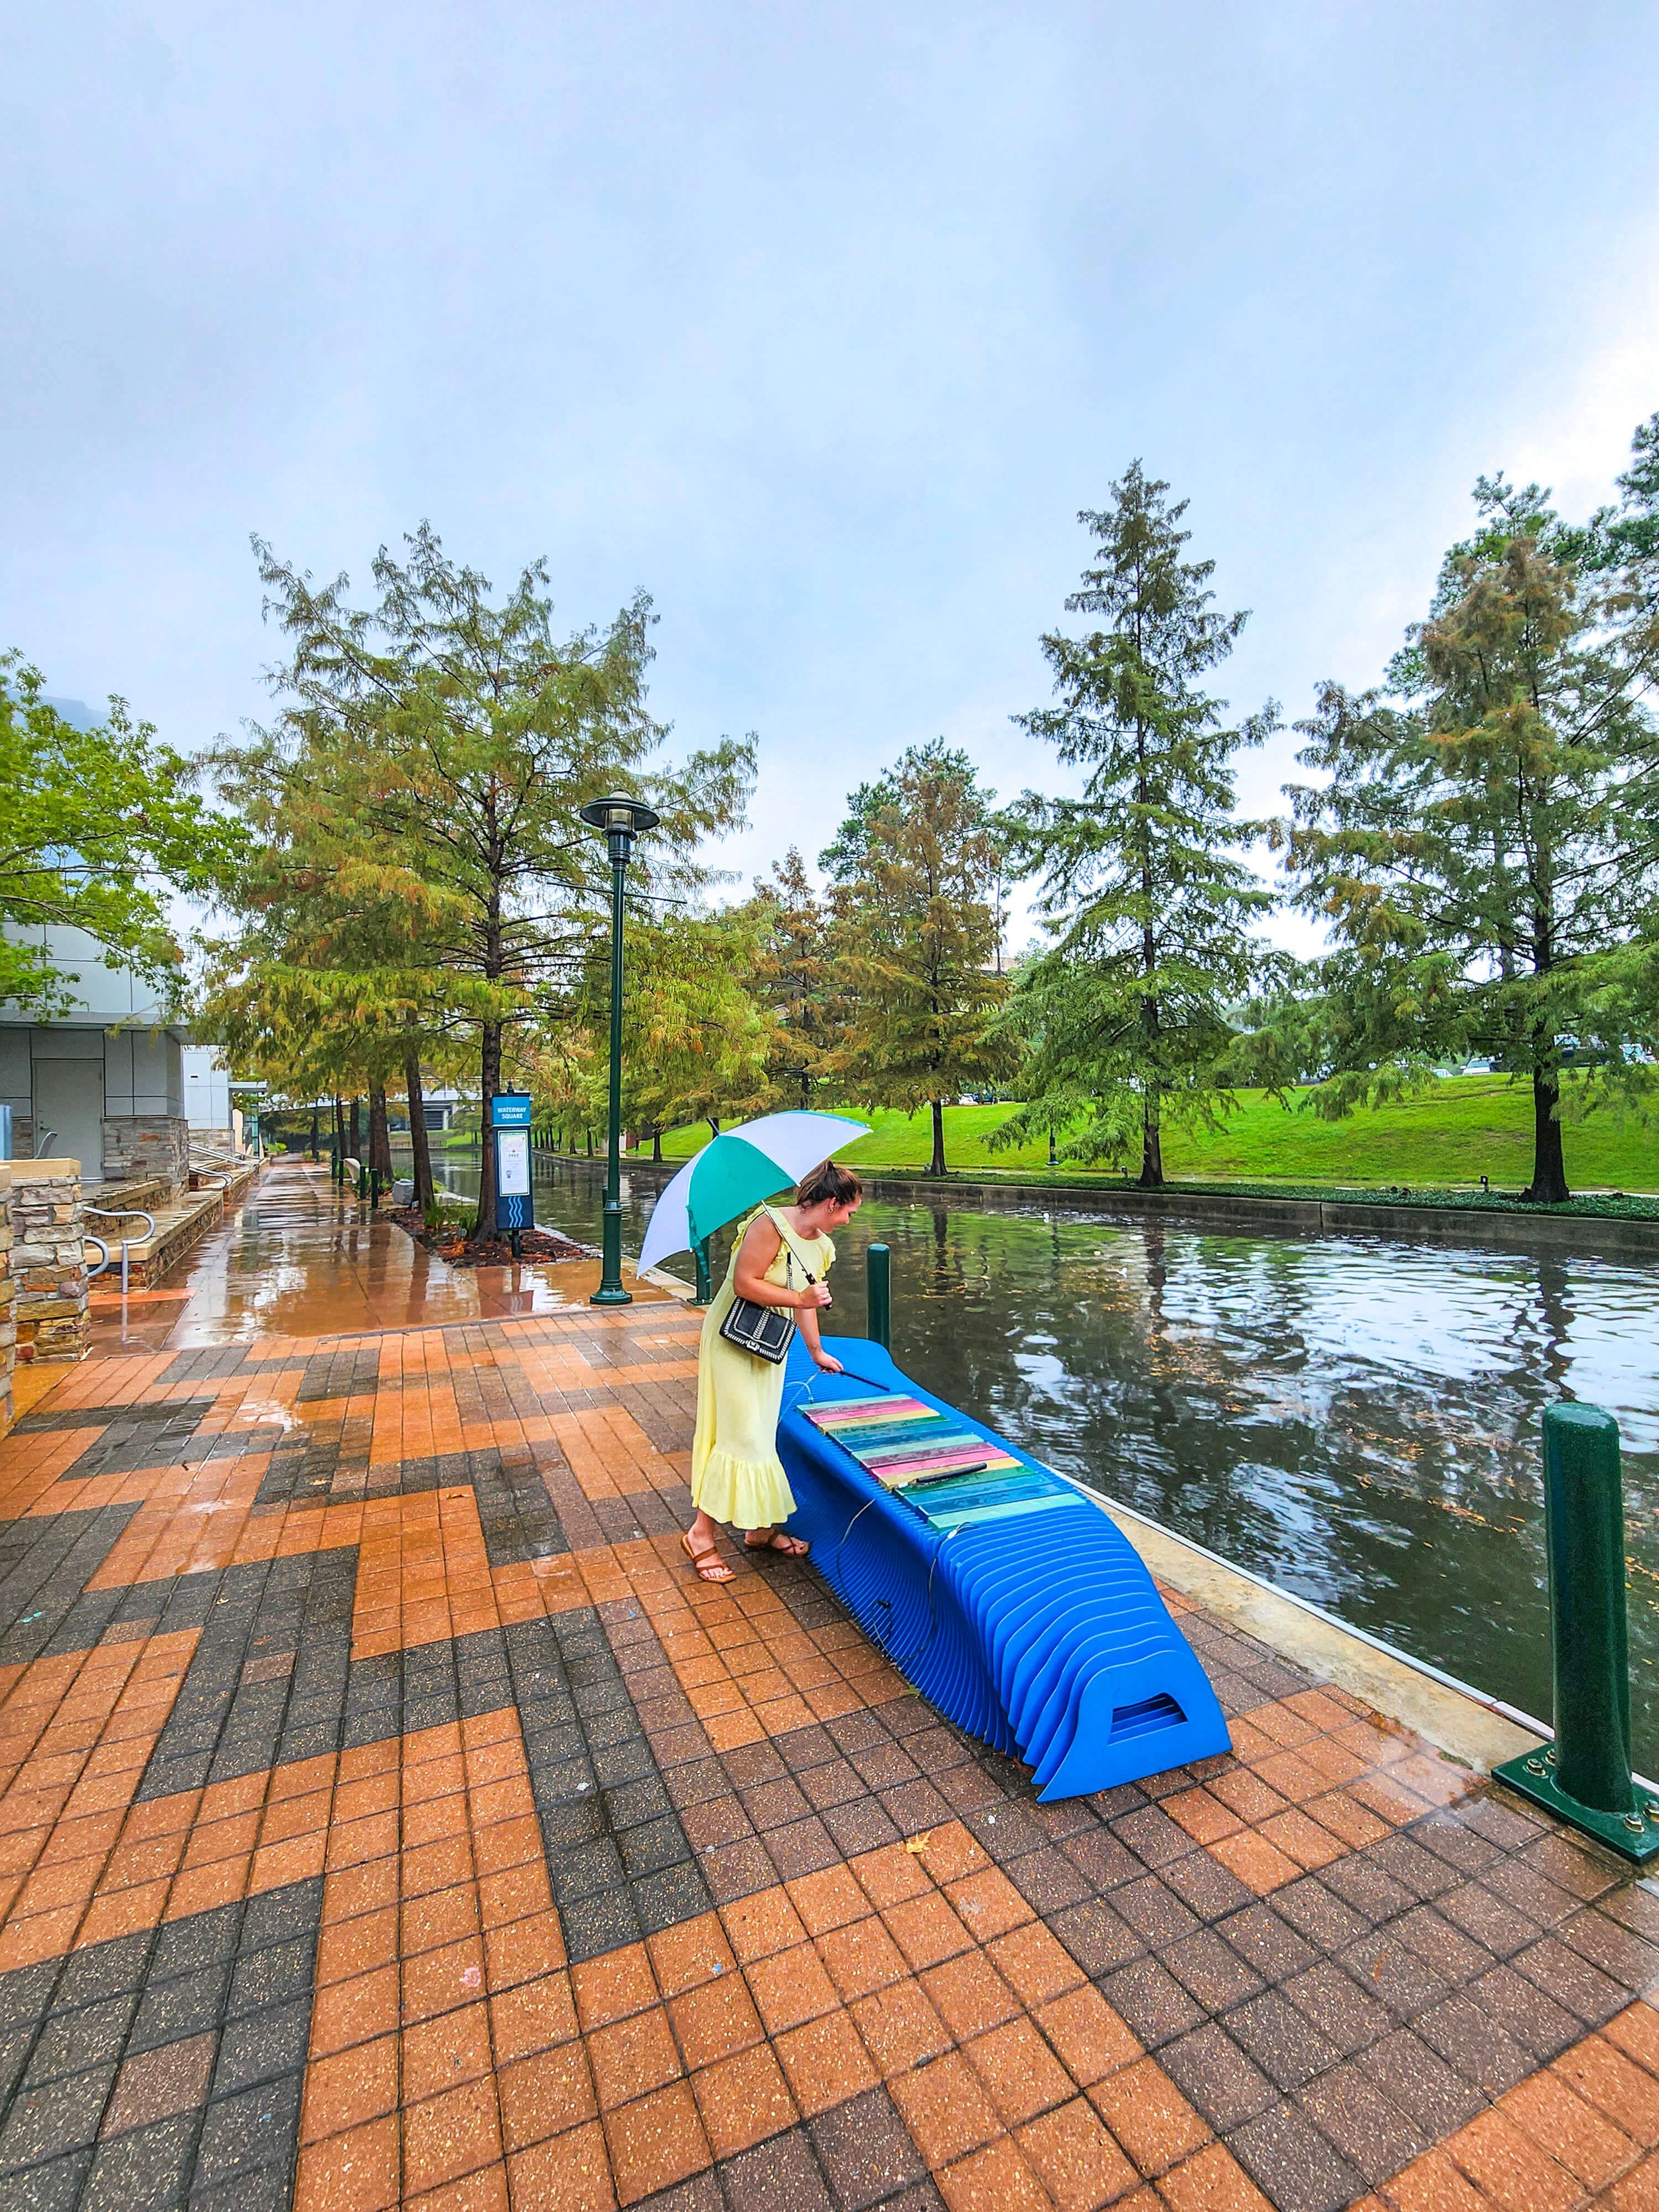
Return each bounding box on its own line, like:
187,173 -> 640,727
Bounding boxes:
2,1165 -> 1658,2211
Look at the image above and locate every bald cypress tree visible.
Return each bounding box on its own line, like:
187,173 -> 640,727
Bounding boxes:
747,849 -> 839,1111
826,744 -> 1011,1175
217,527 -> 751,1236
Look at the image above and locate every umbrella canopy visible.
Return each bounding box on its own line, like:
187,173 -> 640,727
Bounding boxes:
636,1111 -> 871,1274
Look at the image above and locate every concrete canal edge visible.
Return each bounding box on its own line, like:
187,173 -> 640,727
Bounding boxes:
860,1172 -> 1659,1261
1092,1488 -> 1548,1775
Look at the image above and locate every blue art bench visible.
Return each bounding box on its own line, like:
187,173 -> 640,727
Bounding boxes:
776,1336 -> 1231,1800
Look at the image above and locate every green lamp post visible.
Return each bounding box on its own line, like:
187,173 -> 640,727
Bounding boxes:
579,795 -> 660,1305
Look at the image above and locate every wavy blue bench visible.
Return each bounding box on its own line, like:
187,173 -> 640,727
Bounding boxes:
776,1336 -> 1231,1800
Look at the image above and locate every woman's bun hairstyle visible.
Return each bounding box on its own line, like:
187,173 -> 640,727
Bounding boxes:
794,1159 -> 863,1208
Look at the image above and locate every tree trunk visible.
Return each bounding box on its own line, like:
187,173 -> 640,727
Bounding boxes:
1524,1065 -> 1570,1203
405,1051 -> 435,1211
585,1128 -> 593,1158
928,1098 -> 947,1177
368,1087 -> 394,1189
332,1096 -> 343,1169
652,1126 -> 662,1163
1139,1090 -> 1165,1189
348,1097 -> 361,1167
475,1023 -> 502,1238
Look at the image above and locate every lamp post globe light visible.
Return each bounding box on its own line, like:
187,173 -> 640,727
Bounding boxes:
578,796 -> 660,1305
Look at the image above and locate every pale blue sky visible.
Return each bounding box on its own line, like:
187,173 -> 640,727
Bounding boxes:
6,3 -> 1659,949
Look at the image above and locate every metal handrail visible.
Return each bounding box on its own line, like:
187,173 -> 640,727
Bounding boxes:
84,1204 -> 156,1296
82,1232 -> 111,1277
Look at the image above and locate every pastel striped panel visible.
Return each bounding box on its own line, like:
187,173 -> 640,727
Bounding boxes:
802,1394 -> 1023,1491
800,1389 -> 1035,1512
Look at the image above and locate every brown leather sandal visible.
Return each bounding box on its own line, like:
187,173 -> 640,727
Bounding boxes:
745,1529 -> 810,1558
681,1530 -> 735,1583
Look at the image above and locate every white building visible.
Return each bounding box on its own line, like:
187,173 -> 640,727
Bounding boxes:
182,1045 -> 250,1152
0,923 -> 192,1191
182,1046 -> 232,1134
1,689 -> 199,1192
416,1086 -> 470,1133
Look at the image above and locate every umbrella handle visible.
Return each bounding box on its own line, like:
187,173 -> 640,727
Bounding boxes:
798,1367 -> 894,1399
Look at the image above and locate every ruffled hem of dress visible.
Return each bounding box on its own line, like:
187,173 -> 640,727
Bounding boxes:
691,1446 -> 798,1530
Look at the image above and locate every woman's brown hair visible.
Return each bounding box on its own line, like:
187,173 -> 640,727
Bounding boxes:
794,1158 -> 863,1208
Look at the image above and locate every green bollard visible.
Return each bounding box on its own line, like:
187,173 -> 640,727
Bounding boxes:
867,1242 -> 891,1350
693,1237 -> 713,1307
1549,1403 -> 1636,1814
1494,1402 -> 1659,1859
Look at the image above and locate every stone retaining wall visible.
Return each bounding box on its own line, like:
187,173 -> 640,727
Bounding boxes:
101,1112 -> 190,1198
11,1159 -> 89,1364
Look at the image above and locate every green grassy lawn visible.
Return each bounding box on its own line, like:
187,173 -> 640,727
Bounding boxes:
652,1078 -> 1659,1195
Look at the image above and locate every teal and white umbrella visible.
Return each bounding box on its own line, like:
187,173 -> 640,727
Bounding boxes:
636,1111 -> 870,1275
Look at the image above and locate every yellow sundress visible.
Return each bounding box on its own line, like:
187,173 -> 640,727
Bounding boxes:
690,1205 -> 835,1528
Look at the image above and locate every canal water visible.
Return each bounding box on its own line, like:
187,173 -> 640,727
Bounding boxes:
414,1145 -> 1659,1769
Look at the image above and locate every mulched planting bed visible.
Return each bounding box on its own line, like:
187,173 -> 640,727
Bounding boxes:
388,1203 -> 597,1265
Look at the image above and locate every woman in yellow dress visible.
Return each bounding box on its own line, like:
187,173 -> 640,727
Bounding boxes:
682,1159 -> 863,1583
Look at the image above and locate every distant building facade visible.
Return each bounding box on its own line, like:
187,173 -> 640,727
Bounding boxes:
416,1087 -> 469,1134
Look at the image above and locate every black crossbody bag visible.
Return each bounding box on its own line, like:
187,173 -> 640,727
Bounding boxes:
719,1211 -> 818,1364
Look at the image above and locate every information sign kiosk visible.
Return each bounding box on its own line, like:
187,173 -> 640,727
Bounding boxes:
490,1092 -> 534,1257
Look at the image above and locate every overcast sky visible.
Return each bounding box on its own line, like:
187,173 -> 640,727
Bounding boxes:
7,3 -> 1659,952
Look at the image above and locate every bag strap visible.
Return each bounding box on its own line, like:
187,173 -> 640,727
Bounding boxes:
760,1204 -> 819,1285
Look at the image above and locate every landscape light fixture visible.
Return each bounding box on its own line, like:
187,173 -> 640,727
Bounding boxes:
579,796 -> 660,1303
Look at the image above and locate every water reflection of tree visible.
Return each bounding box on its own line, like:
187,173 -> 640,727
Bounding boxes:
930,1209 -> 953,1300
1144,1225 -> 1167,1345
1521,1253 -> 1575,1405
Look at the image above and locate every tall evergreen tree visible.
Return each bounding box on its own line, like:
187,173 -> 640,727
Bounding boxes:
824,742 -> 1010,1175
1279,455 -> 1659,1202
1001,465 -> 1274,1186
1571,408 -> 1659,594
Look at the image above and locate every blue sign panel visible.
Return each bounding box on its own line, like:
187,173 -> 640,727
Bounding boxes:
496,1191 -> 533,1230
490,1093 -> 533,1128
